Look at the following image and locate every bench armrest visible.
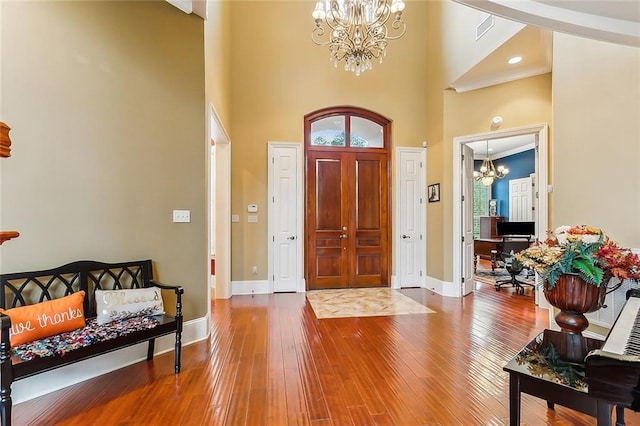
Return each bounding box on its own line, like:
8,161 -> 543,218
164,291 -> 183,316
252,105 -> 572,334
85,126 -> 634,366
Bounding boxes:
149,280 -> 184,295
148,281 -> 183,323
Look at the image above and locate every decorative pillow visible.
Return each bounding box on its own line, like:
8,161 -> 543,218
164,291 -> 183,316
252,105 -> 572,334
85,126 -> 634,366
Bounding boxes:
95,287 -> 164,325
0,291 -> 86,347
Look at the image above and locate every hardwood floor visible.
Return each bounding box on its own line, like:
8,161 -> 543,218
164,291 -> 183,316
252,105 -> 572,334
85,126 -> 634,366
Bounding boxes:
13,280 -> 640,425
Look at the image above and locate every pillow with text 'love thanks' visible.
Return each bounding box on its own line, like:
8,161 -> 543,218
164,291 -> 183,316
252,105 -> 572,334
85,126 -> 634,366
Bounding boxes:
95,287 -> 164,325
0,291 -> 86,347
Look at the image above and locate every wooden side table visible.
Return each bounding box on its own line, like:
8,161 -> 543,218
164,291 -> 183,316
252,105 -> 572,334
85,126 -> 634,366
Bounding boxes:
503,330 -> 624,425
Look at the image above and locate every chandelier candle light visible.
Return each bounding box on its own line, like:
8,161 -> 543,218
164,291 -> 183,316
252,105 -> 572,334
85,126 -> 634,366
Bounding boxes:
312,0 -> 407,76
473,140 -> 509,186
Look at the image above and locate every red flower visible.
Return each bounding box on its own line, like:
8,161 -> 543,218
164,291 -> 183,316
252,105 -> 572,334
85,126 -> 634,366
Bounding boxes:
596,238 -> 640,281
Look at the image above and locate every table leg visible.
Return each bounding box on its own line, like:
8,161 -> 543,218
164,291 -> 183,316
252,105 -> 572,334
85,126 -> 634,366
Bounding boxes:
615,405 -> 625,426
474,255 -> 478,273
509,373 -> 521,426
596,401 -> 612,426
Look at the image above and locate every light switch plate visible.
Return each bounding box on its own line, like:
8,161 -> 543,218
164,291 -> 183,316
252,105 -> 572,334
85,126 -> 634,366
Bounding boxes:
231,215 -> 240,223
173,210 -> 190,223
247,215 -> 258,223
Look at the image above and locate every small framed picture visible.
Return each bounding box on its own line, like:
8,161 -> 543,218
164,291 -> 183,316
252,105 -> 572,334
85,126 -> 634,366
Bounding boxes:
428,183 -> 440,203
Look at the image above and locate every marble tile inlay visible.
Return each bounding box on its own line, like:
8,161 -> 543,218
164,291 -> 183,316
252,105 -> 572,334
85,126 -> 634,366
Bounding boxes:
306,287 -> 435,319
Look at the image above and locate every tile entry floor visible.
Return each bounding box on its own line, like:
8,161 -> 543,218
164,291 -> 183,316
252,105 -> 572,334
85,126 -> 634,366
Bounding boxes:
306,287 -> 436,319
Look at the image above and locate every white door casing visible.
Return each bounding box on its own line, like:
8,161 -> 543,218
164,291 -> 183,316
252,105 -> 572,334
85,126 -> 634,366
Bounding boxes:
268,142 -> 304,293
395,147 -> 426,289
462,144 -> 475,296
509,175 -> 534,221
452,124 -> 549,302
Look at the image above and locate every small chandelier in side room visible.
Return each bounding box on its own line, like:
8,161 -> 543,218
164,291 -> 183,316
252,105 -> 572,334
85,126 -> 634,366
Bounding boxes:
311,0 -> 407,76
473,140 -> 509,186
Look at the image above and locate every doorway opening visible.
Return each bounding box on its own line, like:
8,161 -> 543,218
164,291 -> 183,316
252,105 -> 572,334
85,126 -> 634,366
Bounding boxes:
453,124 -> 549,302
208,104 -> 231,301
304,106 -> 392,290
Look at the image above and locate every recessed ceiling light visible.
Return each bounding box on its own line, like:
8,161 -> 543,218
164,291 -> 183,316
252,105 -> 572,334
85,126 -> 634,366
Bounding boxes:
508,56 -> 523,65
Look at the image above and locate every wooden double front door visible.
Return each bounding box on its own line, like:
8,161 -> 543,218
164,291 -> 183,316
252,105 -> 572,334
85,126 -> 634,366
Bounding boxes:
306,150 -> 389,289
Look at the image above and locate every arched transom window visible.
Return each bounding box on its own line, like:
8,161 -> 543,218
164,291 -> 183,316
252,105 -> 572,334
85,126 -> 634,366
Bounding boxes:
305,106 -> 391,150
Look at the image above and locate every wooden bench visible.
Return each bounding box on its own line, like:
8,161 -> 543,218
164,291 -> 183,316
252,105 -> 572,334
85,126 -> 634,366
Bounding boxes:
0,260 -> 184,426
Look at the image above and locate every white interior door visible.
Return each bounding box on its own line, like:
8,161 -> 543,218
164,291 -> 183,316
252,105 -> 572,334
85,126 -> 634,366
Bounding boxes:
210,143 -> 216,289
462,145 -> 475,295
508,176 -> 534,221
268,142 -> 303,292
397,148 -> 426,288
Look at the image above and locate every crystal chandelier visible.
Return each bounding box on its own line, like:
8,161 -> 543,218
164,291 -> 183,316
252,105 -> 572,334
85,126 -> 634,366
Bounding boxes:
473,140 -> 509,186
311,0 -> 407,76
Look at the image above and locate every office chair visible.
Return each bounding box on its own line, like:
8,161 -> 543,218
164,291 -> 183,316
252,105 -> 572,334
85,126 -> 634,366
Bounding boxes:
495,237 -> 534,294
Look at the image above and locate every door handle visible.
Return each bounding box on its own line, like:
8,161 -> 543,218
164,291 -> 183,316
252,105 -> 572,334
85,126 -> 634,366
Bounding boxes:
287,236 -> 296,240
402,234 -> 410,239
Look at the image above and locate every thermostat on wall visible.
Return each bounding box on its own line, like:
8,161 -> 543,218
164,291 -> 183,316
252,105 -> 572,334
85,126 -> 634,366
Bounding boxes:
247,204 -> 258,213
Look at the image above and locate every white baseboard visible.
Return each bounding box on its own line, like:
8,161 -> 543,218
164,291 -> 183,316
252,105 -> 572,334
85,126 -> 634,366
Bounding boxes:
424,275 -> 444,294
231,279 -> 271,295
423,275 -> 459,297
391,274 -> 400,289
12,316 -> 209,406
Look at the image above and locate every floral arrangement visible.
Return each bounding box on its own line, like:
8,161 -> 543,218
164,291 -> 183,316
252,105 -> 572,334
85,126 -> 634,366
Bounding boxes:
515,225 -> 640,289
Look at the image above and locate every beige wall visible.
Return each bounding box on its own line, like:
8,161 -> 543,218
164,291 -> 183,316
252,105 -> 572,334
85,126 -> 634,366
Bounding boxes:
423,0 -> 447,282
0,1 -> 208,320
552,33 -> 640,249
442,74 -> 552,282
205,1 -> 231,129
229,1 -> 431,281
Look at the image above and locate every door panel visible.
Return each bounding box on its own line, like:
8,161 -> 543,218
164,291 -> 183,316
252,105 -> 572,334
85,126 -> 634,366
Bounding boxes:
397,149 -> 425,288
352,154 -> 387,287
509,176 -> 533,221
308,152 -> 349,288
307,151 -> 389,289
271,145 -> 301,292
462,145 -> 475,296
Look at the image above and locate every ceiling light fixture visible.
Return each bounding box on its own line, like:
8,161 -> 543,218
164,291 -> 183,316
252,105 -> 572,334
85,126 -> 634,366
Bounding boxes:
508,56 -> 523,65
312,0 -> 407,76
473,140 -> 509,186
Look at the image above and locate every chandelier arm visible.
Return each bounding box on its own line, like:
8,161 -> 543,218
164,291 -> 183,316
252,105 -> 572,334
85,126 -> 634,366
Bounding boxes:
370,13 -> 406,40
361,28 -> 388,57
312,25 -> 332,46
385,19 -> 407,40
314,11 -> 350,48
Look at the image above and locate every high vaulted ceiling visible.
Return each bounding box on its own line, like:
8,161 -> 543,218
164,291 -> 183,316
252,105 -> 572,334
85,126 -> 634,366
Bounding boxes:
449,25 -> 553,93
453,0 -> 640,47
450,0 -> 639,92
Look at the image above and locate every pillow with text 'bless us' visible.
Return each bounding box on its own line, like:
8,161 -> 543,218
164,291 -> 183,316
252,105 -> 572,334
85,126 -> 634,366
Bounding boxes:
0,291 -> 86,347
95,287 -> 164,325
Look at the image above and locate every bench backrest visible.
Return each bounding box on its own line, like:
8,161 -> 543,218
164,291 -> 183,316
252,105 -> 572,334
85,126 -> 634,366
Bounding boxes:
0,260 -> 153,318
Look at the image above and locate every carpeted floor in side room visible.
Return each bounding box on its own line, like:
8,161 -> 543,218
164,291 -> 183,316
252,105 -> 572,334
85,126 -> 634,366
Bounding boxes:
474,261 -> 535,288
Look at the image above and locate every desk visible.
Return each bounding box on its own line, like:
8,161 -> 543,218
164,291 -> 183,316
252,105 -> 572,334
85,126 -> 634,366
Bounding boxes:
473,238 -> 503,271
503,330 -> 623,426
